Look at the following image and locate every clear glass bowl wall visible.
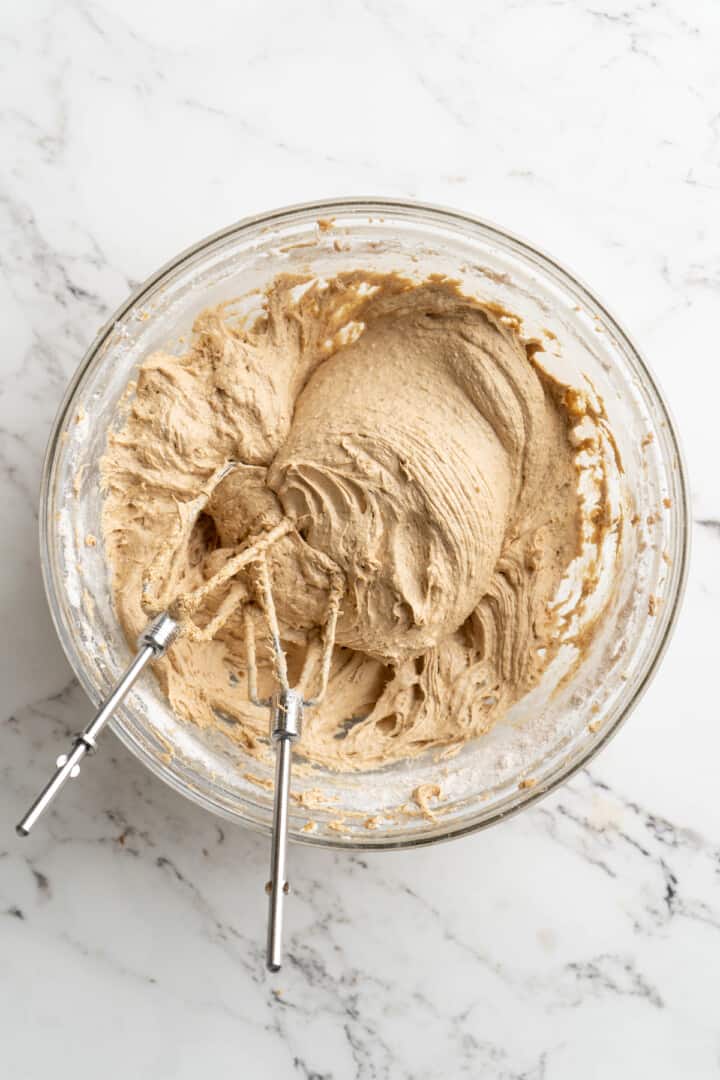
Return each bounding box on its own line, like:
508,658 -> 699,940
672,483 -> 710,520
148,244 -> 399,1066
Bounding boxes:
40,199 -> 689,849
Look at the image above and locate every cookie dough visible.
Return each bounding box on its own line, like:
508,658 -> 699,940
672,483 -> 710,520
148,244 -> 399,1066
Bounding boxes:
101,272 -> 597,771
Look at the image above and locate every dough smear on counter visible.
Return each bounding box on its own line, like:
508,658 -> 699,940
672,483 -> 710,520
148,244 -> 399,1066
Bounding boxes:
101,271 -> 600,771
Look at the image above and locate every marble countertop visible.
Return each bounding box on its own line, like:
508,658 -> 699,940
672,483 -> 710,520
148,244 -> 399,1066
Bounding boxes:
2,2 -> 719,1076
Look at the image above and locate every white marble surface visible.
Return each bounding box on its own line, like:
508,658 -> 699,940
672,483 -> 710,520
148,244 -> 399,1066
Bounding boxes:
2,1 -> 719,1076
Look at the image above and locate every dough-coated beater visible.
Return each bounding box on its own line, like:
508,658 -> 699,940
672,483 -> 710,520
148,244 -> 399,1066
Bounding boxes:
17,463 -> 343,972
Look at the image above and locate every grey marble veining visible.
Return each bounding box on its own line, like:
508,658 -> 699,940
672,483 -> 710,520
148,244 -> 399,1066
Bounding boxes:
2,1 -> 719,1077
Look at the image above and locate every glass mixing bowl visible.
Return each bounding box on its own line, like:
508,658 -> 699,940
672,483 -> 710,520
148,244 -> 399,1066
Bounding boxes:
40,198 -> 689,849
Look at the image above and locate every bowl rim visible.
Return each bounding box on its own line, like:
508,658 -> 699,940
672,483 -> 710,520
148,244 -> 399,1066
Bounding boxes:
39,196 -> 692,851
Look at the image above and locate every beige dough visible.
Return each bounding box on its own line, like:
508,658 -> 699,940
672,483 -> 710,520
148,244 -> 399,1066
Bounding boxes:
101,272 -> 594,771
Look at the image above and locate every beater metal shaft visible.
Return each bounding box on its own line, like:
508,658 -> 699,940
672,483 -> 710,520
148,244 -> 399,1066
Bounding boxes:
265,688 -> 303,972
17,613 -> 178,836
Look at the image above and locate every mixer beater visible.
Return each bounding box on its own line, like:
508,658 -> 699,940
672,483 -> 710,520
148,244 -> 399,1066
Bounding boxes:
17,463 -> 344,972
